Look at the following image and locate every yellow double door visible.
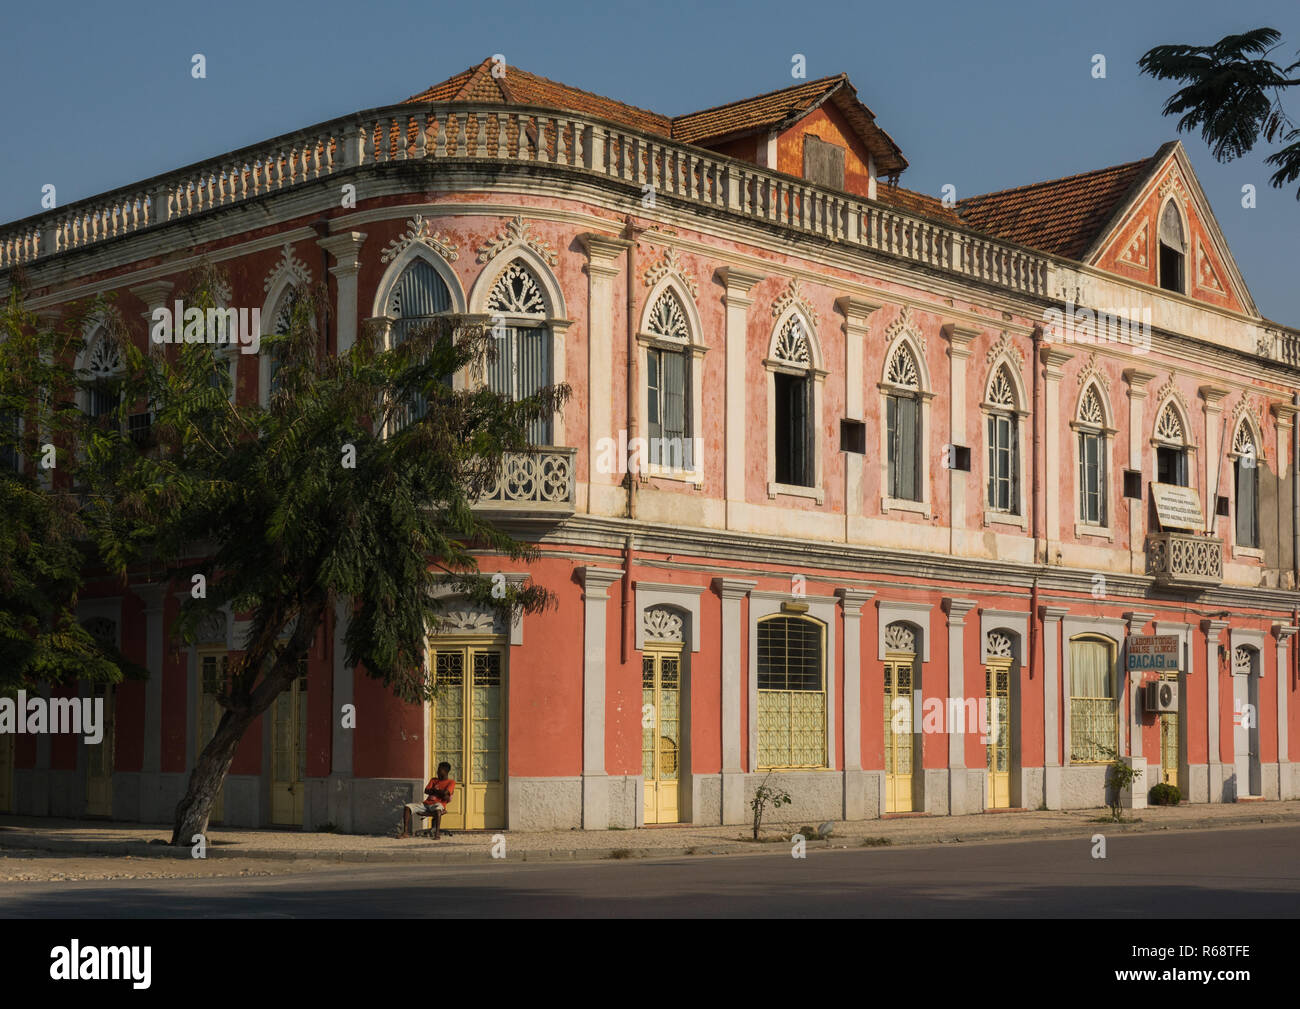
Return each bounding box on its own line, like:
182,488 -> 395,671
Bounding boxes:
883,656 -> 914,813
986,659 -> 1012,809
429,643 -> 505,830
85,684 -> 115,817
0,731 -> 13,814
197,650 -> 230,823
270,669 -> 308,826
642,648 -> 681,825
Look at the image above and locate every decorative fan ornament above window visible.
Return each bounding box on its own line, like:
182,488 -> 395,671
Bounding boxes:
647,290 -> 690,342
1155,402 -> 1184,444
884,622 -> 917,654
1078,386 -> 1105,426
986,631 -> 1013,658
1233,646 -> 1252,675
885,343 -> 920,390
86,335 -> 123,377
774,315 -> 811,366
987,365 -> 1016,408
643,606 -> 685,642
1232,422 -> 1256,457
486,260 -> 547,316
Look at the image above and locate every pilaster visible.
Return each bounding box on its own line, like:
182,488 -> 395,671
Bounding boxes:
319,231 -> 367,354
1041,605 -> 1068,808
945,324 -> 978,555
1124,369 -> 1156,574
718,267 -> 764,526
715,577 -> 756,824
580,233 -> 631,514
1204,618 -> 1230,801
578,566 -> 624,829
943,597 -> 977,814
1041,348 -> 1074,549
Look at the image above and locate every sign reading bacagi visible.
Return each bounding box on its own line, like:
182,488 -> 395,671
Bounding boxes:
1127,634 -> 1180,671
1151,482 -> 1204,531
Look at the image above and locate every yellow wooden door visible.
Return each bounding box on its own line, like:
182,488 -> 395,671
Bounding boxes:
85,684 -> 114,817
1160,710 -> 1179,788
270,670 -> 307,826
642,648 -> 681,825
0,730 -> 13,813
986,659 -> 1012,808
197,650 -> 229,823
884,656 -> 914,813
429,645 -> 504,830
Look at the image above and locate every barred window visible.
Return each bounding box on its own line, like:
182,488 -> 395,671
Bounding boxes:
1070,636 -> 1117,763
757,616 -> 826,768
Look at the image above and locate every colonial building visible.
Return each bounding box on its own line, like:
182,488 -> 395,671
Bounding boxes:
3,58 -> 1299,832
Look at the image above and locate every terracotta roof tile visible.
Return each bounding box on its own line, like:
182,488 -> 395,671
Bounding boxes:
956,158 -> 1155,259
671,76 -> 845,144
406,60 -> 671,136
875,184 -> 963,225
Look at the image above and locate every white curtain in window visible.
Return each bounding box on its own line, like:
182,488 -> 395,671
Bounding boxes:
1071,639 -> 1112,697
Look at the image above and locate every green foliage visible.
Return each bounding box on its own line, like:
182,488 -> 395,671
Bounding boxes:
750,771 -> 792,840
1102,749 -> 1143,822
1139,28 -> 1300,197
1149,782 -> 1182,806
0,271 -> 141,692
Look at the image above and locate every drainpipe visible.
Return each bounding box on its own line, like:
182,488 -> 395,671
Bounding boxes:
1029,327 -> 1043,681
1293,392 -> 1299,687
620,215 -> 643,665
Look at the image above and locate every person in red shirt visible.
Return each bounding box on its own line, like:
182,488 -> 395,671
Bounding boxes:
402,761 -> 455,839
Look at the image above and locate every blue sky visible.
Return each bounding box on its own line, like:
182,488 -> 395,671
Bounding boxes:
2,0 -> 1297,322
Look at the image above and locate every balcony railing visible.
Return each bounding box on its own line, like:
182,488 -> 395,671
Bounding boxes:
0,102 -> 1049,301
476,447 -> 575,516
1146,532 -> 1223,589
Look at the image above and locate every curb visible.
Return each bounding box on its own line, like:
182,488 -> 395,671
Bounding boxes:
1,810 -> 1297,866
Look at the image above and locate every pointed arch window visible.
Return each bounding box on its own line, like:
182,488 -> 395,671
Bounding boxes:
884,343 -> 922,501
1077,385 -> 1108,526
84,331 -> 123,422
644,288 -> 692,468
1154,400 -> 1188,487
772,315 -> 814,488
1232,421 -> 1259,549
485,259 -> 552,446
383,259 -> 454,429
986,364 -> 1020,514
1158,200 -> 1186,294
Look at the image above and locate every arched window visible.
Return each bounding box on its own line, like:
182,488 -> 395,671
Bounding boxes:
83,329 -> 123,422
1232,421 -> 1259,549
1069,635 -> 1117,763
770,314 -> 815,488
1077,385 -> 1109,526
1158,200 -> 1186,294
485,259 -> 553,446
263,283 -> 301,402
643,288 -> 693,469
884,342 -> 922,501
756,615 -> 826,768
1154,400 -> 1189,487
985,364 -> 1020,514
385,259 -> 454,428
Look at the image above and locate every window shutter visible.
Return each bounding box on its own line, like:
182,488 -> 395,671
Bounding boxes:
898,396 -> 918,501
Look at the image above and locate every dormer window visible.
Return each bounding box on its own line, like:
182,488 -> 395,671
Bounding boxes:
1158,200 -> 1185,294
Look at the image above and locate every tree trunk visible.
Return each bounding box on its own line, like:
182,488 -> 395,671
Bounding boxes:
170,707 -> 257,845
170,599 -> 326,845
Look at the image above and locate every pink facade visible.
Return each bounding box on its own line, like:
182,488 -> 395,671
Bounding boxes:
3,62 -> 1299,831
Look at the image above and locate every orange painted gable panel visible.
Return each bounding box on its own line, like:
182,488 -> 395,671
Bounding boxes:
1093,168 -> 1244,313
776,103 -> 875,198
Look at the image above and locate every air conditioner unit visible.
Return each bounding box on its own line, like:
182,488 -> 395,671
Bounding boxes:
1145,680 -> 1178,713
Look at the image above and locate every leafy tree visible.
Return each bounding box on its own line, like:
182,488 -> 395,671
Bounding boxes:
1139,28 -> 1300,198
0,273 -> 136,693
73,264 -> 567,844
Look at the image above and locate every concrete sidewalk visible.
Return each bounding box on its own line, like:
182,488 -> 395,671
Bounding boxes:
3,800 -> 1299,864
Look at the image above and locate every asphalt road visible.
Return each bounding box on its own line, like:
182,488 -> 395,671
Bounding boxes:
2,824 -> 1298,918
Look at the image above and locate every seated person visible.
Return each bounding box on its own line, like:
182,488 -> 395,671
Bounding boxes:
401,761 -> 455,839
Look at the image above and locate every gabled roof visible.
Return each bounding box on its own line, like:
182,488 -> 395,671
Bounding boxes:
955,156 -> 1157,259
405,59 -> 672,137
405,62 -> 907,175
